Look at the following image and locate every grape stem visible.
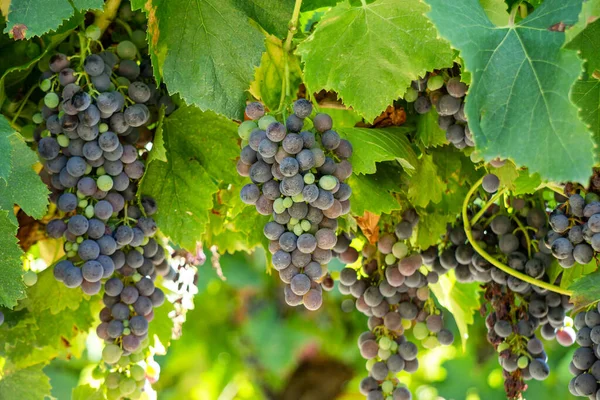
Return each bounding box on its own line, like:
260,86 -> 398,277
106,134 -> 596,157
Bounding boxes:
462,177 -> 573,296
10,84 -> 37,124
278,0 -> 303,112
94,0 -> 122,34
470,187 -> 508,226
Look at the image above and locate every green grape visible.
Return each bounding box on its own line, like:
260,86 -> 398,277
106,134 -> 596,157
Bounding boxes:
289,217 -> 299,225
389,341 -> 398,352
91,366 -> 104,380
381,380 -> 394,394
116,76 -> 130,87
293,224 -> 303,236
130,388 -> 143,399
413,322 -> 429,340
96,166 -> 106,175
97,175 -> 114,191
318,175 -> 337,190
85,205 -> 95,218
20,124 -> 36,140
23,270 -> 37,286
427,75 -> 445,91
258,115 -> 277,130
140,337 -> 150,348
132,273 -> 142,283
119,377 -> 136,395
26,42 -> 40,58
402,319 -> 412,329
130,365 -> 146,381
85,25 -> 101,40
131,30 -> 147,49
130,351 -> 145,362
404,87 -> 418,102
77,191 -> 86,199
123,327 -> 131,335
71,243 -> 79,251
67,250 -> 76,258
141,236 -> 150,246
65,242 -> 73,251
118,355 -> 131,368
99,122 -> 109,133
378,348 -> 391,360
283,197 -> 293,208
303,173 -> 315,184
392,242 -> 408,259
136,247 -> 144,254
586,192 -> 600,203
379,336 -> 392,350
366,358 -> 376,371
123,319 -> 130,327
273,198 -> 285,214
102,344 -> 123,364
44,92 -> 59,108
85,164 -> 93,175
117,40 -> 137,60
76,236 -> 84,244
39,79 -> 51,92
105,372 -> 121,389
238,120 -> 257,140
300,220 -> 311,231
497,342 -> 510,353
384,253 -> 396,265
518,356 -> 529,369
422,336 -> 440,349
106,388 -> 121,400
57,134 -> 69,147
292,193 -> 304,202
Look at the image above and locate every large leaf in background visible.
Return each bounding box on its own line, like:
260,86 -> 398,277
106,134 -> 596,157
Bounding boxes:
479,0 -> 509,26
427,0 -> 595,184
26,268 -> 84,314
4,0 -> 102,38
148,299 -> 175,350
348,171 -> 401,215
415,108 -> 447,148
0,363 -> 51,399
137,0 -> 264,120
572,79 -> 600,144
232,0 -> 295,38
566,19 -> 600,75
337,127 -> 418,175
414,210 -> 455,250
0,211 -> 25,308
407,154 -> 445,208
249,33 -> 302,112
568,266 -> 600,308
0,115 -> 13,180
430,272 -> 481,349
0,134 -> 49,225
141,107 -> 228,251
565,0 -> 600,42
296,0 -> 454,122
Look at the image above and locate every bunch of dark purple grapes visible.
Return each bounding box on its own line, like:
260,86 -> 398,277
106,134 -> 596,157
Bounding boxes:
568,307 -> 600,398
546,191 -> 600,268
404,69 -> 473,149
237,100 -> 353,310
34,36 -> 176,399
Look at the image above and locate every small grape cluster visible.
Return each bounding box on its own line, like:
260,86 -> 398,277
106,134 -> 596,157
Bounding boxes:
237,100 -> 353,310
404,70 -> 473,149
35,35 -> 174,399
547,192 -> 600,268
568,308 -> 600,398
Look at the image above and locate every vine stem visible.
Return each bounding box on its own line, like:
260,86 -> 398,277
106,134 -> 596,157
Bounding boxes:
470,187 -> 508,226
462,177 -> 573,296
10,84 -> 37,124
94,0 -> 122,34
277,0 -> 303,112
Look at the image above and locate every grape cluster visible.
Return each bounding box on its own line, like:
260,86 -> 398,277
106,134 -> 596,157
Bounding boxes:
35,35 -> 174,399
404,70 -> 473,149
337,213 -> 454,399
568,307 -> 600,398
237,100 -> 353,310
547,192 -> 600,268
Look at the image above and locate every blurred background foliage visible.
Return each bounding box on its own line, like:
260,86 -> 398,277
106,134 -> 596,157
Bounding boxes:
41,248 -> 579,400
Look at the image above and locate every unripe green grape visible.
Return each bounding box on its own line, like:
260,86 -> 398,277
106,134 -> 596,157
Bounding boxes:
117,40 -> 137,60
389,341 -> 398,352
77,191 -> 86,199
422,336 -> 440,349
303,173 -> 315,184
123,319 -> 130,327
497,342 -> 509,353
136,247 -> 144,254
119,377 -> 136,395
141,236 -> 150,246
105,372 -> 120,388
283,197 -> 293,208
72,243 -> 79,251
57,134 -> 69,147
517,356 -> 529,369
102,344 -> 123,364
131,30 -> 147,49
404,87 -> 418,102
413,322 -> 429,340
106,388 -> 121,400
44,92 -> 59,108
392,242 -> 409,259
300,220 -> 311,231
85,25 -> 101,40
586,192 -> 600,203
118,355 -> 131,368
123,327 -> 131,335
292,193 -> 304,202
65,242 -> 73,251
385,253 -> 397,265
85,205 -> 95,218
238,121 -> 257,140
130,388 -> 143,399
378,348 -> 391,360
293,224 -> 303,236
381,381 -> 394,394
318,175 -> 337,190
76,236 -> 84,244
258,115 -> 277,130
402,319 -> 412,329
141,337 -> 150,348
23,270 -> 37,286
97,175 -> 114,191
40,79 -> 51,92
96,166 -> 106,176
289,217 -> 299,225
130,364 -> 146,381
67,250 -> 76,257
366,358 -> 376,371
379,336 -> 392,350
99,123 -> 109,133
470,151 -> 483,163
130,351 -> 144,362
85,164 -> 93,175
427,75 -> 445,91
26,42 -> 40,58
273,198 -> 285,214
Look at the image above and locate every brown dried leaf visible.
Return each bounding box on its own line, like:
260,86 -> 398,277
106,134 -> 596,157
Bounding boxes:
356,211 -> 380,244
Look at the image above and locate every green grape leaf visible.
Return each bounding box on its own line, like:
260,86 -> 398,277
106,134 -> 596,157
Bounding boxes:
407,154 -> 446,208
4,0 -> 102,38
415,108 -> 448,148
430,272 -> 481,349
249,33 -> 302,112
0,116 -> 14,180
0,135 -> 49,225
572,78 -> 600,144
72,385 -> 105,400
0,210 -> 26,308
566,0 -> 600,43
26,268 -> 84,314
232,0 -> 295,38
566,19 -> 600,75
479,0 -> 509,26
513,171 -> 542,195
315,105 -> 362,128
414,210 -> 455,250
348,172 -> 401,215
148,299 -> 175,350
491,161 -> 520,190
208,205 -> 270,255
568,264 -> 600,308
0,363 -> 51,400
563,258 -> 598,289
147,106 -> 167,163
427,0 -> 595,184
296,0 -> 454,122
337,127 -> 418,175
141,0 -> 264,119
301,0 -> 338,11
